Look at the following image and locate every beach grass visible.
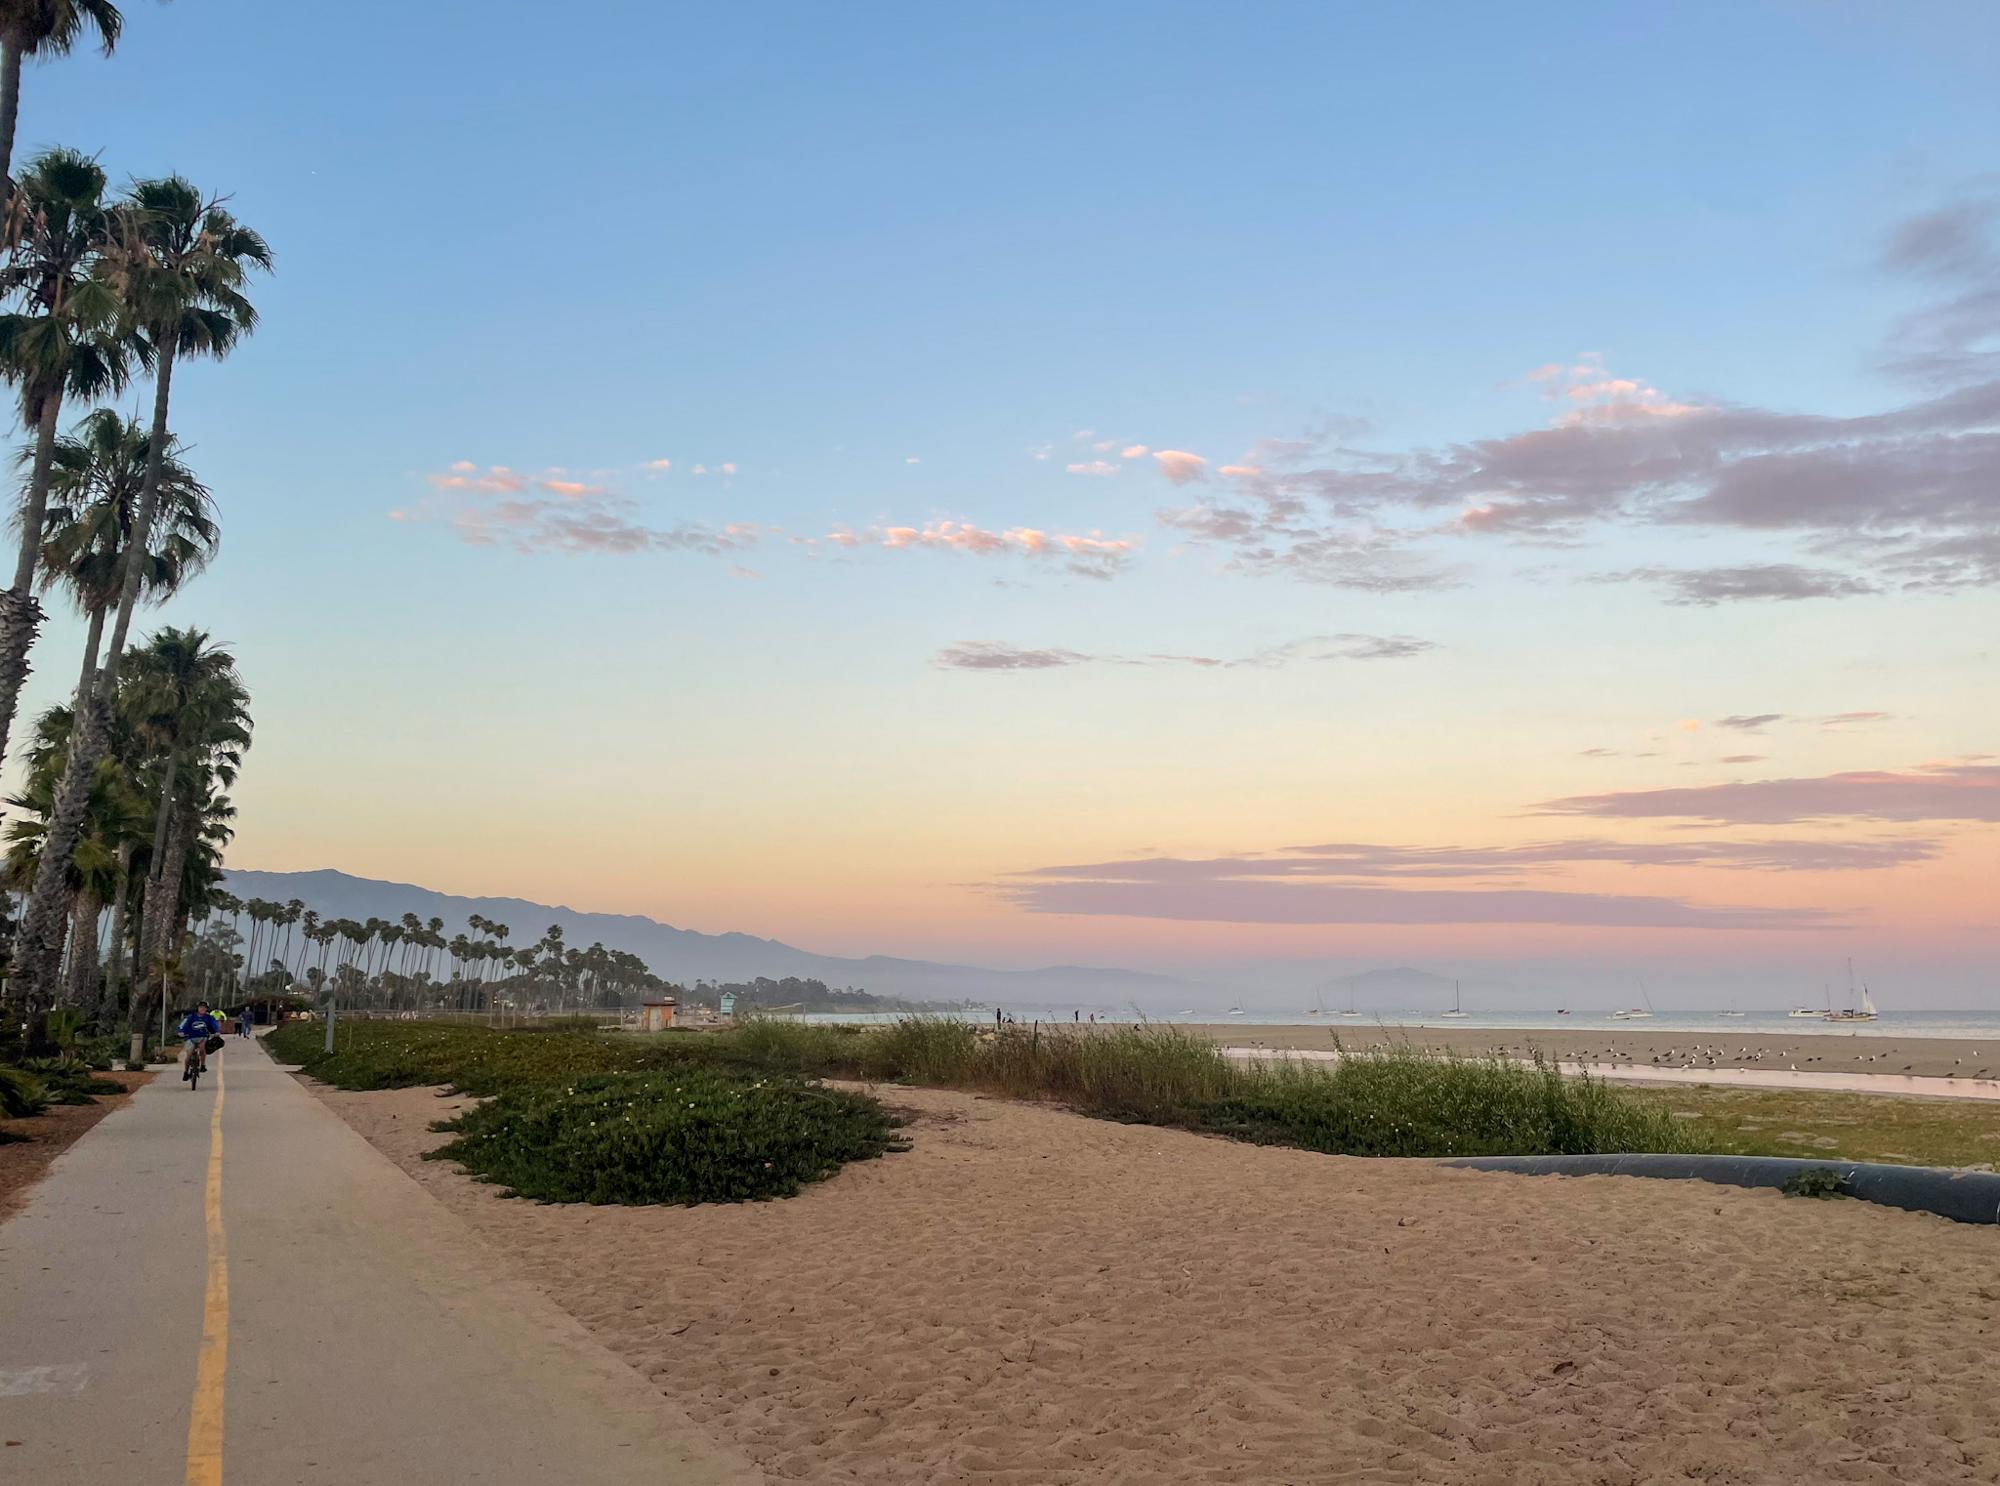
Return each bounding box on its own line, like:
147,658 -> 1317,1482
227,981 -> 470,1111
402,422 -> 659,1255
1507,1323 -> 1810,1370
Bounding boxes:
1634,1084 -> 2000,1170
272,1016 -> 1700,1167
1203,1045 -> 1697,1157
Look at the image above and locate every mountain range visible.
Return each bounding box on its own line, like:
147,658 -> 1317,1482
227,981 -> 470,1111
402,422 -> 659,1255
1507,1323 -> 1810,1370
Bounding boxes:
220,868 -> 1205,1008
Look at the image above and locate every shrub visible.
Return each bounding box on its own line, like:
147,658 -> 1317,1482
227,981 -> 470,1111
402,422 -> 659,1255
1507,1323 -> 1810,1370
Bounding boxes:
1782,1166 -> 1847,1199
0,1066 -> 49,1118
429,1069 -> 907,1205
15,1056 -> 123,1105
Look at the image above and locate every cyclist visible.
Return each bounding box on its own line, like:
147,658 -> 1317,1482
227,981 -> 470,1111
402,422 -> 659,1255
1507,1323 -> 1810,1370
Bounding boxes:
177,1001 -> 222,1081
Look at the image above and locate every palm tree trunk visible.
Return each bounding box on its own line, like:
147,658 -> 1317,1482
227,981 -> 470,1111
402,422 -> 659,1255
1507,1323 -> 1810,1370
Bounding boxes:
0,36 -> 21,198
99,841 -> 133,1026
137,750 -> 180,969
0,391 -> 63,787
74,603 -> 106,703
61,886 -> 102,1009
15,343 -> 178,1011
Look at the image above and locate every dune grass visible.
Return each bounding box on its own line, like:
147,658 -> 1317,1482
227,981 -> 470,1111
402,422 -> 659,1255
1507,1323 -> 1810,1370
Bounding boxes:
1204,1047 -> 1696,1158
272,1015 -> 1696,1169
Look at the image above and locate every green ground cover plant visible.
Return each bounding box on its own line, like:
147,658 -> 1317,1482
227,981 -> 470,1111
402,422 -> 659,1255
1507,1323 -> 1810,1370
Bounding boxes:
429,1069 -> 906,1205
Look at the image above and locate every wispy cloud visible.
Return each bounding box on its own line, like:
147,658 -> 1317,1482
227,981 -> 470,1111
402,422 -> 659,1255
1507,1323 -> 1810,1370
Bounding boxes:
935,633 -> 1436,673
993,831 -> 1923,928
1153,197 -> 2000,596
1538,761 -> 2000,825
827,520 -> 1138,579
400,462 -> 761,556
1716,713 -> 1785,731
1065,460 -> 1121,477
1613,563 -> 1878,605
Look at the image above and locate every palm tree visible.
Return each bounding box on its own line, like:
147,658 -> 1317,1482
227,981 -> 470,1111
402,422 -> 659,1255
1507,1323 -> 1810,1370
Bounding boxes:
115,629 -> 247,1038
2,700 -> 142,1010
13,177 -> 267,1011
35,405 -> 216,696
127,627 -> 248,979
0,147 -> 125,770
0,1 -> 123,196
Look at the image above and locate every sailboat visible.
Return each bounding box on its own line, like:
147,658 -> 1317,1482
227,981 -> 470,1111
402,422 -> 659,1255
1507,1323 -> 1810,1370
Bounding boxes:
1612,980 -> 1656,1020
1340,982 -> 1362,1018
1440,980 -> 1470,1019
1825,960 -> 1879,1022
1306,988 -> 1324,1017
1227,993 -> 1245,1017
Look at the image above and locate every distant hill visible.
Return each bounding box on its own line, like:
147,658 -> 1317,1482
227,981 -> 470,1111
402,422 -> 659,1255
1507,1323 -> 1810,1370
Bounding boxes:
220,867 -> 1204,1007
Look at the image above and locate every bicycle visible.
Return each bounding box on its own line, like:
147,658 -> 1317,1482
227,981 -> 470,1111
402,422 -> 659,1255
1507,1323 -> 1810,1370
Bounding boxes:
182,1037 -> 211,1091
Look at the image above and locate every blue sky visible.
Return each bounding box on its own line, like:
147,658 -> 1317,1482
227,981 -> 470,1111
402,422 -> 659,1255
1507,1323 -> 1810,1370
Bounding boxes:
10,2 -> 1999,996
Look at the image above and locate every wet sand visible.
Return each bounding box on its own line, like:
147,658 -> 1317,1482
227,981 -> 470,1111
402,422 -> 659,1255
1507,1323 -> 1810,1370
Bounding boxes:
311,1077 -> 2000,1485
1181,1023 -> 2000,1079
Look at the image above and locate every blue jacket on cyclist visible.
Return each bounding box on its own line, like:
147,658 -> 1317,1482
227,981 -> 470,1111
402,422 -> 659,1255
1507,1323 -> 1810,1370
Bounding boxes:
177,1006 -> 221,1042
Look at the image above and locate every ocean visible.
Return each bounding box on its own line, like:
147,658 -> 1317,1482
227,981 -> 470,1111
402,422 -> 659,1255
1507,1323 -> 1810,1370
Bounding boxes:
804,1009 -> 2000,1040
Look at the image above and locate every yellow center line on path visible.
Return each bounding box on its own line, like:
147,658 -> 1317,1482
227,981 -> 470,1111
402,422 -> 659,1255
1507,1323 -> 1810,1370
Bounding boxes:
185,1057 -> 228,1486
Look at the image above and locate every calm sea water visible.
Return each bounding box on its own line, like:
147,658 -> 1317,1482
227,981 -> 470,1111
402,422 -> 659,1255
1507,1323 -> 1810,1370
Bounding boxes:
803,1009 -> 2000,1041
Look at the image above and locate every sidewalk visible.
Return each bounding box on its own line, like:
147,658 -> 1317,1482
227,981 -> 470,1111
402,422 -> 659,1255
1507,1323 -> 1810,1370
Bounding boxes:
0,1034 -> 760,1485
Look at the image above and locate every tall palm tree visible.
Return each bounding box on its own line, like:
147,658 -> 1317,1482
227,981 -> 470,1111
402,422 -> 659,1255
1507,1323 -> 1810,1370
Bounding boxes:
0,147 -> 124,770
33,405 -> 216,695
14,177 -> 267,1011
2,699 -> 141,1009
0,1 -> 122,196
126,627 -> 248,1009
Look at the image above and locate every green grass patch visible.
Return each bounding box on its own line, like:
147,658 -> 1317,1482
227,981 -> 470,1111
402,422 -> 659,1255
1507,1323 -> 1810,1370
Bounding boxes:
1631,1084 -> 2000,1169
429,1069 -> 906,1205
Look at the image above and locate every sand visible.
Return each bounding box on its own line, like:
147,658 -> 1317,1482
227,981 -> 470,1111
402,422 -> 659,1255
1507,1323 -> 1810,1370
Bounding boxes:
309,1076 -> 2000,1485
1180,1023 -> 2000,1079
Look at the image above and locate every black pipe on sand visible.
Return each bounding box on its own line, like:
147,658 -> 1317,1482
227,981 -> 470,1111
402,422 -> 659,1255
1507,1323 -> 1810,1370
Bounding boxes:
1443,1154 -> 2000,1226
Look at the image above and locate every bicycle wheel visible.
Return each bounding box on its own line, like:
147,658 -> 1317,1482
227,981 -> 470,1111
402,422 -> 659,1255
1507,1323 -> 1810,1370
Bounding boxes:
189,1058 -> 200,1091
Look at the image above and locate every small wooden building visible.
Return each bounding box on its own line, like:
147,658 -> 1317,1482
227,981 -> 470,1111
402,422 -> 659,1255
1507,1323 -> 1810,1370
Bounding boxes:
638,997 -> 678,1032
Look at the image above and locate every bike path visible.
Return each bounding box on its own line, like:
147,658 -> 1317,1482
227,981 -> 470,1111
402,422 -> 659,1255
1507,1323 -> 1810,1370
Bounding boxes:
0,1033 -> 760,1484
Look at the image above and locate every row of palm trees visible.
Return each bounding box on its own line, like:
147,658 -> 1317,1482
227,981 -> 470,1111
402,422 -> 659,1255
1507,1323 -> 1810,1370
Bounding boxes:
6,625 -> 245,1033
206,897 -> 670,1013
0,2 -> 270,1055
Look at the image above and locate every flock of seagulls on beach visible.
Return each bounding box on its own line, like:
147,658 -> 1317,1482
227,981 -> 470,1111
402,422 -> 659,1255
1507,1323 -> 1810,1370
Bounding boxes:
1479,1042 -> 1994,1080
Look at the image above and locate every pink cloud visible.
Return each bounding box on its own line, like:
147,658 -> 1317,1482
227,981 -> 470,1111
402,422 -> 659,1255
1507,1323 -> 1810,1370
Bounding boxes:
1065,460 -> 1121,477
1538,761 -> 2000,824
1153,449 -> 1209,485
403,461 -> 763,558
1121,444 -> 1149,458
833,519 -> 1138,578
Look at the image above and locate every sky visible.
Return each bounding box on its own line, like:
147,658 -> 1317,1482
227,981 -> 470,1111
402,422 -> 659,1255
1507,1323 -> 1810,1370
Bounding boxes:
10,1 -> 2000,1003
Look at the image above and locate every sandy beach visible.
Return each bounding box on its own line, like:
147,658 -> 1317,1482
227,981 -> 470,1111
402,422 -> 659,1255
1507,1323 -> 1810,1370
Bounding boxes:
1181,1023 -> 2000,1079
309,1075 -> 2000,1485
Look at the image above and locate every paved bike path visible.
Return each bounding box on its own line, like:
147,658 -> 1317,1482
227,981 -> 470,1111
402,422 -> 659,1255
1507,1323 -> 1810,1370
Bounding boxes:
0,1034 -> 760,1484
